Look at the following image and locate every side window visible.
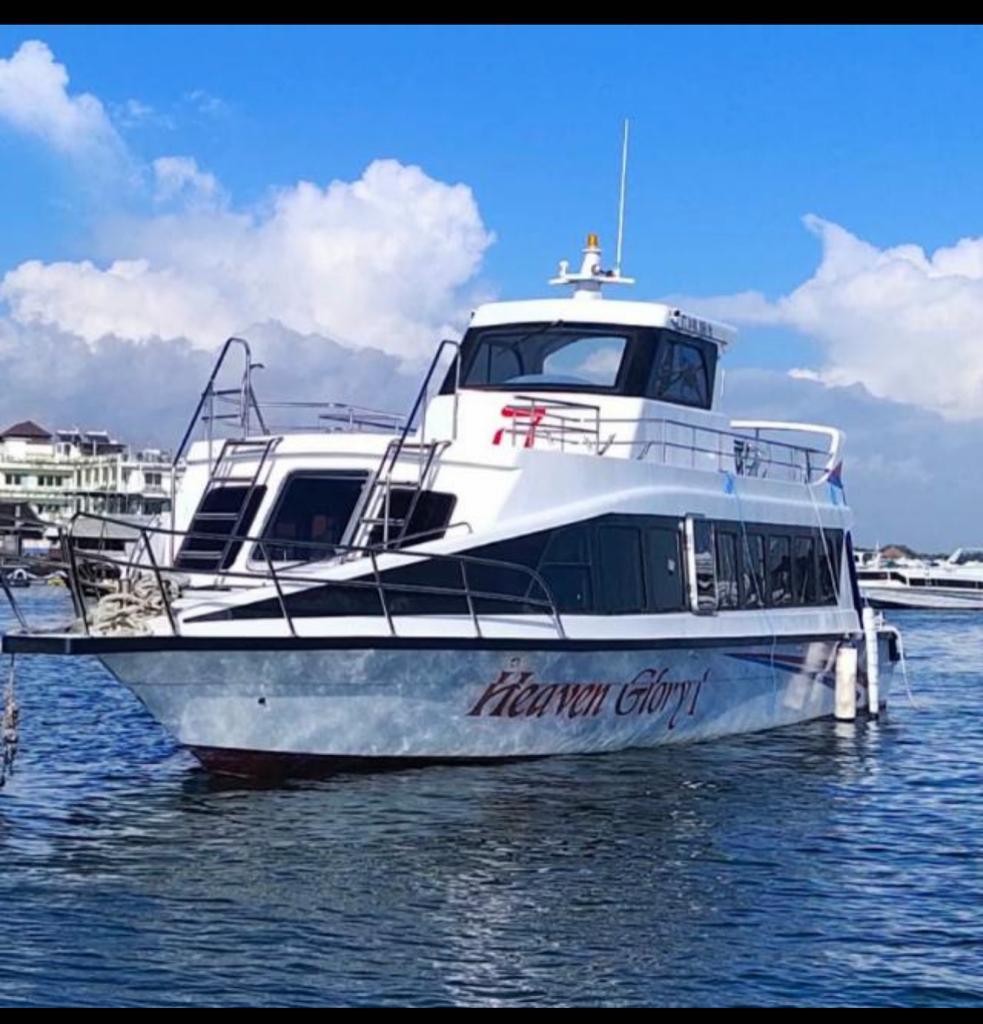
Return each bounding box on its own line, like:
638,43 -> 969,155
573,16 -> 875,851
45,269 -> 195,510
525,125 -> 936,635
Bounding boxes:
768,535 -> 792,606
794,535 -> 817,605
644,525 -> 685,611
686,517 -> 717,613
740,533 -> 767,608
648,338 -> 712,408
176,484 -> 266,571
715,530 -> 740,609
818,530 -> 842,604
256,472 -> 367,562
539,525 -> 593,612
597,525 -> 644,613
482,341 -> 523,384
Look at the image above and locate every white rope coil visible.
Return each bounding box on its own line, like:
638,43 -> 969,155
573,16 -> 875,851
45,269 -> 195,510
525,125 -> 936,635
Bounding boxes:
90,574 -> 182,636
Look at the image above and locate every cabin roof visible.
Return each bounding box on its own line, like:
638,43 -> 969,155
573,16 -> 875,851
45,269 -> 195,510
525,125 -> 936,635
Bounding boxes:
470,298 -> 736,347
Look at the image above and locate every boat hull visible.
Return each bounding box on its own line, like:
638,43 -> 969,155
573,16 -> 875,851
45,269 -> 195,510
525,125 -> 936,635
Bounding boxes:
98,634 -> 895,774
861,585 -> 983,610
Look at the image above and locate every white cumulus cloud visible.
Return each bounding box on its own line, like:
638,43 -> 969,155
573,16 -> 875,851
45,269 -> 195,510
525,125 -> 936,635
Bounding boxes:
686,215 -> 983,420
0,39 -> 124,162
2,158 -> 494,360
152,155 -> 222,205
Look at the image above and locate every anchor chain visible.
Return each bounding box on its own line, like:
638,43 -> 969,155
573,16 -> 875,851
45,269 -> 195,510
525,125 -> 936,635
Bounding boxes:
1,655 -> 18,788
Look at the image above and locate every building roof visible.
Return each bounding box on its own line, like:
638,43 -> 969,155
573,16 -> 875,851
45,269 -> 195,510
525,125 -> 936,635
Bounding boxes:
1,419 -> 52,440
69,515 -> 150,540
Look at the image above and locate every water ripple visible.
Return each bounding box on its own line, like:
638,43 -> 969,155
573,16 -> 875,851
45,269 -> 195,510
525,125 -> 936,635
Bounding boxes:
1,593 -> 980,1005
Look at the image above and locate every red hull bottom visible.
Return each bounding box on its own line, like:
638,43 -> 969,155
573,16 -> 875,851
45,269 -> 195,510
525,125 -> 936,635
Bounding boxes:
189,745 -> 534,779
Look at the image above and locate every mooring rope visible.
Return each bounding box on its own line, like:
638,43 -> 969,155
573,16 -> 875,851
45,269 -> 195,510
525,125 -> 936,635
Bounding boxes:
1,654 -> 18,788
90,574 -> 182,636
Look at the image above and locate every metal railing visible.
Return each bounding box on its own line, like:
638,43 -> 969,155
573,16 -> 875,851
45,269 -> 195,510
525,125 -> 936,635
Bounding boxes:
173,337 -> 268,469
492,396 -> 840,484
350,339 -> 460,549
2,511 -> 566,642
202,394 -> 407,436
174,336 -> 408,465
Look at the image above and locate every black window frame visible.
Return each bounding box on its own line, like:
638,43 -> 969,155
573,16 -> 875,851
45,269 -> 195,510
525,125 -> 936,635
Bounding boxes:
596,522 -> 646,614
249,469 -> 369,564
793,534 -> 818,606
175,483 -> 268,572
715,528 -> 741,610
768,533 -> 793,607
642,520 -> 686,613
645,333 -> 717,410
440,323 -> 719,412
189,514 -> 845,623
453,323 -> 641,395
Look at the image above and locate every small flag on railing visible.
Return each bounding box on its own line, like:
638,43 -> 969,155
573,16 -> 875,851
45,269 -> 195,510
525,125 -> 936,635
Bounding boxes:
827,462 -> 845,504
722,472 -> 736,495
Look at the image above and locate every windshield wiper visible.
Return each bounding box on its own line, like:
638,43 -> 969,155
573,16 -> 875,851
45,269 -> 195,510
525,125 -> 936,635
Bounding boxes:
513,319 -> 565,346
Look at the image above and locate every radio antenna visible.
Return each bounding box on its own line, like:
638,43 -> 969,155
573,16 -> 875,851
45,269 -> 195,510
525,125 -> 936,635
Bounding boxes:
615,118 -> 629,276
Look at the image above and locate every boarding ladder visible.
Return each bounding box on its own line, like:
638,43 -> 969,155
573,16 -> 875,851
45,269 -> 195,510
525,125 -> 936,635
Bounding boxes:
350,438 -> 445,550
348,338 -> 460,552
174,436 -> 279,573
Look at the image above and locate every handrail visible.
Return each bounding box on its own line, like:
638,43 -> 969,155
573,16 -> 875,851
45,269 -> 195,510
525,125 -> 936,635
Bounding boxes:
201,394 -> 407,435
729,419 -> 844,475
384,337 -> 460,471
0,569 -> 30,632
354,338 -> 461,548
56,511 -> 566,642
173,337 -> 267,469
495,396 -> 836,483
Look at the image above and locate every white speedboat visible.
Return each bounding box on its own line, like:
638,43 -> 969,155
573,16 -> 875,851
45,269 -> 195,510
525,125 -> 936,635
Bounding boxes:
858,547 -> 983,609
1,233 -> 899,775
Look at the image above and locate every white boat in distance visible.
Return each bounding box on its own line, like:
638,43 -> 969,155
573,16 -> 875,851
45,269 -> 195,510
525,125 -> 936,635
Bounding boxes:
1,233 -> 899,776
858,547 -> 983,610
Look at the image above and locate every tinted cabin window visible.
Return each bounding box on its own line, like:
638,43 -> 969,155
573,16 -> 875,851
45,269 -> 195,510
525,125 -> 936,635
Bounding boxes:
716,531 -> 740,609
176,485 -> 266,572
255,472 -> 366,562
598,525 -> 644,613
189,513 -> 844,623
741,533 -> 767,609
648,337 -> 713,409
818,530 -> 842,604
688,518 -> 717,613
461,326 -> 631,390
644,525 -> 684,611
768,535 -> 792,606
794,535 -> 817,605
367,489 -> 457,549
539,524 -> 593,612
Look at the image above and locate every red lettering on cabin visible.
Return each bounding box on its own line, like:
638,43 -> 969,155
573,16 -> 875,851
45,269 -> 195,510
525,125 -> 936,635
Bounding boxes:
492,405 -> 547,448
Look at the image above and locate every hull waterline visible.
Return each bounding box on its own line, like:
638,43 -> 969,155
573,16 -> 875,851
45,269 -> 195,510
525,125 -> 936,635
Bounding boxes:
96,635 -> 895,776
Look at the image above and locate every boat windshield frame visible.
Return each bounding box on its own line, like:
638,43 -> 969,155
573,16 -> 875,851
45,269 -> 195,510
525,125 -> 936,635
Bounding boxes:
440,321 -> 719,410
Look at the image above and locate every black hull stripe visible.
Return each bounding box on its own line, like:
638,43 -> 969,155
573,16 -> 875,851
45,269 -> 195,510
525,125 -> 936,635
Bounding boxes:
2,630 -> 851,656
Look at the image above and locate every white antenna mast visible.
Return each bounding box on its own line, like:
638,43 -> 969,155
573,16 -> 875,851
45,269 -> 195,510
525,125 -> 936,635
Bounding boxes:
615,118 -> 629,276
548,121 -> 635,297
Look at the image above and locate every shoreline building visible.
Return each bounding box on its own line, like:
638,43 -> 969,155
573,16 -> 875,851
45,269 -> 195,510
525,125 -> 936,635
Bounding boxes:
0,420 -> 174,526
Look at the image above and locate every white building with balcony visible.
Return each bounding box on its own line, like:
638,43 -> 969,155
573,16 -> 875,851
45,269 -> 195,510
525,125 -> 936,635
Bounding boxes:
0,420 -> 175,526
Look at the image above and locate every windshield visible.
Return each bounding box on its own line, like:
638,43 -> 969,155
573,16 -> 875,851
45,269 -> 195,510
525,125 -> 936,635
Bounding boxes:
460,325 -> 631,390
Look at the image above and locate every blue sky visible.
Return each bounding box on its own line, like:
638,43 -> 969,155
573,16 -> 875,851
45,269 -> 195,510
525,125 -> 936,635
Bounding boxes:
4,25 -> 983,355
3,25 -> 983,547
